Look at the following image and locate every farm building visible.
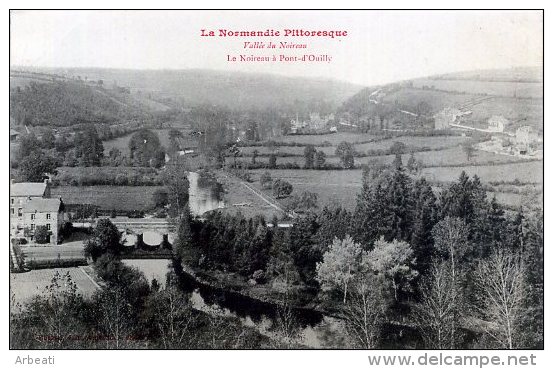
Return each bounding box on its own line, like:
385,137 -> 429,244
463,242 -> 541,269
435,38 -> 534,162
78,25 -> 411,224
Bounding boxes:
487,115 -> 508,133
10,129 -> 20,142
433,107 -> 462,130
515,126 -> 540,146
10,180 -> 66,244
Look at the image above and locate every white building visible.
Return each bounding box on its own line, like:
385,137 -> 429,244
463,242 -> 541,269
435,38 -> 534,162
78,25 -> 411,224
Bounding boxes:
487,115 -> 508,133
516,126 -> 539,146
10,181 -> 65,244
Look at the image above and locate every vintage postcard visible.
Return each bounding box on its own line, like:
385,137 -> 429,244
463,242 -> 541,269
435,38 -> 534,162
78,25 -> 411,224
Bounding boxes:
8,9 -> 543,357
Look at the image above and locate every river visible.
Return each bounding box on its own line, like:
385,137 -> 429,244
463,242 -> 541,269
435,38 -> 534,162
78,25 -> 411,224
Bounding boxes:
187,171 -> 225,216
126,259 -> 348,348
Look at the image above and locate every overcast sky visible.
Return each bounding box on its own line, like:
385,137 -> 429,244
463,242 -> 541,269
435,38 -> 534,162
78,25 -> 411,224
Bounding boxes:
10,10 -> 543,86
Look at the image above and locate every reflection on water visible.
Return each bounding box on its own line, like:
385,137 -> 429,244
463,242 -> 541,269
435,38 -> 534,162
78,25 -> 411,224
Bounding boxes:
187,171 -> 225,216
189,288 -> 346,348
131,259 -> 347,348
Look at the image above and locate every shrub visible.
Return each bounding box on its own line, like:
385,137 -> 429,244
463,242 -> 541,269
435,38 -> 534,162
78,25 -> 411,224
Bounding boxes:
34,225 -> 50,244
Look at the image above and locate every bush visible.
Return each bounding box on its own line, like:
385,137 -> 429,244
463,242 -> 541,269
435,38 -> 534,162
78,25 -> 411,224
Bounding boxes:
34,225 -> 50,244
260,171 -> 272,189
273,179 -> 293,199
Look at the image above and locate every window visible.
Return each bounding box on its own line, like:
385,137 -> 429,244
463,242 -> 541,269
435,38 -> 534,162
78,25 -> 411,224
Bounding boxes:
46,213 -> 51,220
31,214 -> 35,220
47,224 -> 51,230
17,208 -> 22,217
30,224 -> 35,230
11,198 -> 14,204
11,208 -> 14,215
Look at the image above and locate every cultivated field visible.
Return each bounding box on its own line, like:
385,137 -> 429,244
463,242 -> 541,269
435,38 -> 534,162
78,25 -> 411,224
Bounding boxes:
274,132 -> 379,146
10,267 -> 99,304
249,169 -> 364,210
51,185 -> 163,211
421,160 -> 543,184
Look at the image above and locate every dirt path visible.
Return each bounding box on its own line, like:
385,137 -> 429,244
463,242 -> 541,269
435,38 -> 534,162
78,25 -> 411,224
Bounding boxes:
220,171 -> 294,218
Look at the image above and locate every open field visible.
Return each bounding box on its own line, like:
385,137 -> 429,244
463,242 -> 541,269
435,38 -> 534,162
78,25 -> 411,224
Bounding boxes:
51,185 -> 163,211
239,145 -> 336,157
10,267 -> 99,304
412,79 -> 543,99
235,145 -> 536,170
238,134 -> 468,157
353,135 -> 468,152
249,169 -> 364,210
274,132 -> 380,146
421,160 -> 543,184
382,88 -> 477,111
213,171 -> 283,220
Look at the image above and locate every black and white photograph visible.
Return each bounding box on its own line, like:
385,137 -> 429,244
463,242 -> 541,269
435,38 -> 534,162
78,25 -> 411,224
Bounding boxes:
7,8 -> 544,358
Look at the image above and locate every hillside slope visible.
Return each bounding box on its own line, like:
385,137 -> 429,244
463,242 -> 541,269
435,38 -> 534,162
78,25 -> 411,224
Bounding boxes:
338,66 -> 543,133
19,67 -> 363,111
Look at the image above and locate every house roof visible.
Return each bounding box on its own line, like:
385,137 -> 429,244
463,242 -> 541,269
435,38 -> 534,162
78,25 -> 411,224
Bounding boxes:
22,198 -> 62,213
11,182 -> 47,197
10,129 -> 20,136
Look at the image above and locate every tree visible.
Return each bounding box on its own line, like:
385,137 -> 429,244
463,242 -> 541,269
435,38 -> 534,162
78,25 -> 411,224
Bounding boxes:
267,229 -> 300,288
251,149 -> 259,165
162,158 -> 190,217
475,250 -> 526,349
462,141 -> 476,162
174,205 -> 193,262
410,178 -> 438,275
406,153 -> 417,173
73,127 -> 104,166
273,179 -> 293,199
413,261 -> 460,349
260,171 -> 272,189
316,235 -> 363,303
41,130 -> 56,149
145,283 -> 195,349
129,129 -> 165,168
335,141 -> 355,169
18,133 -> 41,159
392,153 -> 403,170
34,225 -> 50,244
315,150 -> 326,169
84,218 -> 122,261
268,154 -> 277,169
365,237 -> 418,301
286,191 -> 318,213
389,141 -> 407,155
19,151 -> 58,182
152,188 -> 169,208
431,216 -> 470,348
303,145 -> 316,169
342,272 -> 389,349
271,295 -> 301,348
93,286 -> 134,349
16,272 -> 86,348
432,217 -> 470,280
168,129 -> 182,139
